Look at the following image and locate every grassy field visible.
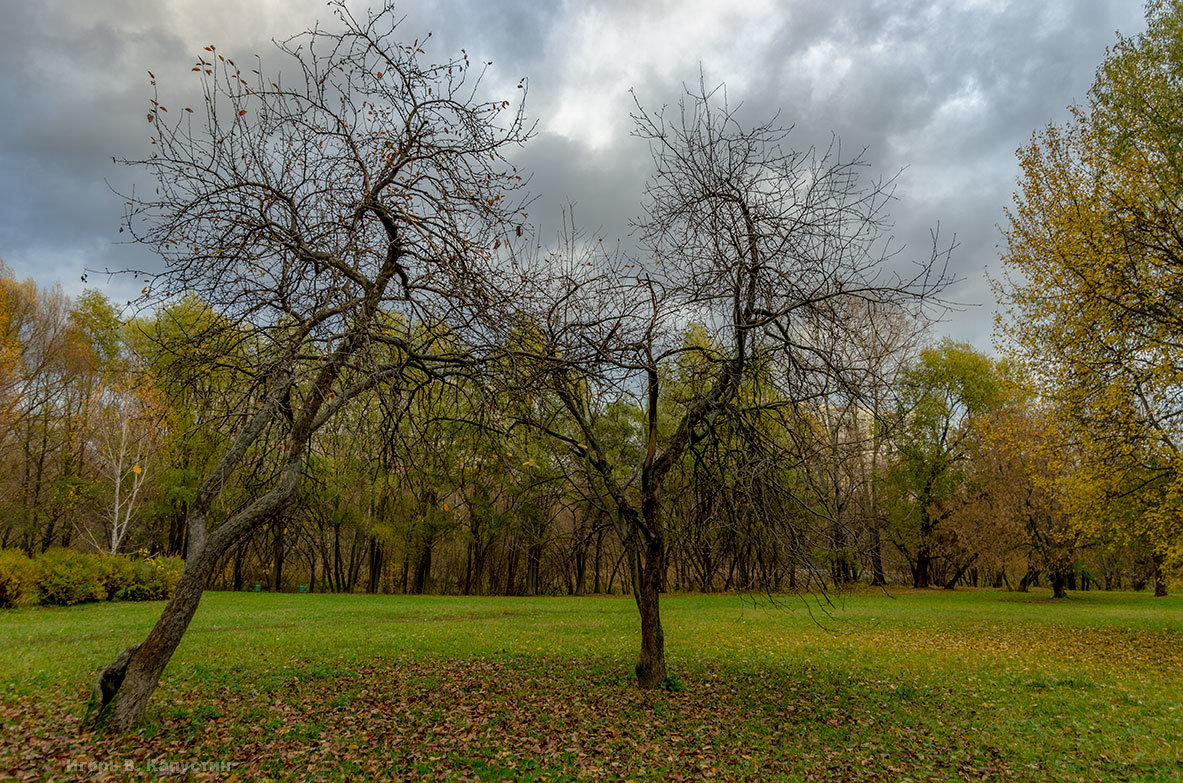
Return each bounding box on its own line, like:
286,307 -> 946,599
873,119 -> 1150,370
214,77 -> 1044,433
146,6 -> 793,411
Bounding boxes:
1,588 -> 1180,781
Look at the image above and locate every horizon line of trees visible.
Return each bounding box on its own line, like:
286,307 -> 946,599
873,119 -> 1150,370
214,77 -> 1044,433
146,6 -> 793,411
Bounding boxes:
2,269 -> 1172,602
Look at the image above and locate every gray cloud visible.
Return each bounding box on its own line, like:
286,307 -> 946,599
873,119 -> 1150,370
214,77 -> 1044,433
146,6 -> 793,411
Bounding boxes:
0,0 -> 1147,345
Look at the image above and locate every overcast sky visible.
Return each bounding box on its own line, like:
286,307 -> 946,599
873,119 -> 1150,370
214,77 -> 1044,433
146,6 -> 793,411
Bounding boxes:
0,0 -> 1147,350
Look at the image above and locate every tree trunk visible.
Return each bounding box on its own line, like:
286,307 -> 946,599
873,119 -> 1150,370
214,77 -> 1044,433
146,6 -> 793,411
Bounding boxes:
504,539 -> 519,596
592,529 -> 604,594
85,435 -> 305,733
830,518 -> 851,586
869,524 -> 886,586
413,540 -> 432,594
83,552 -> 217,732
913,477 -> 937,589
1051,571 -> 1068,599
914,545 -> 933,589
463,539 -> 474,595
526,541 -> 542,596
633,534 -> 667,689
367,538 -> 383,594
232,543 -> 245,592
573,532 -> 587,596
1153,551 -> 1168,597
272,519 -> 284,592
942,553 -> 978,590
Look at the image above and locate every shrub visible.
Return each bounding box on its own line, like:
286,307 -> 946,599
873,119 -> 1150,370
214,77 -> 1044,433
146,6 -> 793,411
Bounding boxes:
0,550 -> 33,608
125,556 -> 184,601
33,548 -> 104,606
94,554 -> 137,601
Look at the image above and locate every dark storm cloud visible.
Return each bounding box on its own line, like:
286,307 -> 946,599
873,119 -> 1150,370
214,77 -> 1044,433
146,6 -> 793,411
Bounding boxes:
0,0 -> 1148,345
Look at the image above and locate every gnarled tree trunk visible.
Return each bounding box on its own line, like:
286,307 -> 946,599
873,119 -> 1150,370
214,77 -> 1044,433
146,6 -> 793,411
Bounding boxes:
83,553 -> 218,732
86,452 -> 304,733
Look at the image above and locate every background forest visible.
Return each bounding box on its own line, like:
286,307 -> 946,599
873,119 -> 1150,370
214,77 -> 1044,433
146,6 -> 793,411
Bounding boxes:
0,263 -> 1173,601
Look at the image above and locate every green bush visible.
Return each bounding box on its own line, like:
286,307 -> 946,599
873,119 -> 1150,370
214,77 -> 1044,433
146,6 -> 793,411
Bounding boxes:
125,555 -> 184,601
0,550 -> 33,608
33,548 -> 104,606
94,554 -> 137,601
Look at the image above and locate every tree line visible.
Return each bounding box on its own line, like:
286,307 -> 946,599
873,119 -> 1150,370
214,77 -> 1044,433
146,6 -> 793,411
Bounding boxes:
1,270 -> 1169,600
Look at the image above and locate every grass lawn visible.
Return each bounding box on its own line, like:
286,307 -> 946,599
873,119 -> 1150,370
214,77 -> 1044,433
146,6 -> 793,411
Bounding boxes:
1,588 -> 1180,781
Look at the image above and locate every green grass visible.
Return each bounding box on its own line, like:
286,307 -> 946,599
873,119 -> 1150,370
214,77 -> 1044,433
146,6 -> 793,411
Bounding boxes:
1,588 -> 1180,780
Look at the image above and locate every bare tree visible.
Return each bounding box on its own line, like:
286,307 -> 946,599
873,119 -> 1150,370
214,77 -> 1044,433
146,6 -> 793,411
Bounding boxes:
86,3 -> 531,731
492,81 -> 950,688
89,375 -> 166,554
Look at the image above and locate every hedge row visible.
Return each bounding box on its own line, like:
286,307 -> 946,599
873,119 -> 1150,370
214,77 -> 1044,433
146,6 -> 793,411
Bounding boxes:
0,549 -> 184,608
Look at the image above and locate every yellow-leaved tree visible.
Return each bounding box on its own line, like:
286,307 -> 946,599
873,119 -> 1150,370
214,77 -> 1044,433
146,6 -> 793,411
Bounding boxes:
997,0 -> 1183,594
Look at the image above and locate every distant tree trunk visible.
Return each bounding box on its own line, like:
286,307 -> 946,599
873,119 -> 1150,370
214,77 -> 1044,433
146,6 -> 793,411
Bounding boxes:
700,547 -> 714,593
1153,551 -> 1168,597
463,539 -> 474,596
346,533 -> 365,591
724,548 -> 737,591
473,537 -> 487,596
830,518 -> 852,586
367,538 -> 382,594
1051,571 -> 1068,599
504,539 -> 520,596
232,543 -> 245,592
526,541 -> 542,596
272,519 -> 284,592
869,524 -> 886,586
942,554 -> 977,590
592,529 -> 604,594
573,539 -> 587,596
322,534 -> 337,592
413,539 -> 432,594
332,524 -> 343,591
913,478 -> 937,589
913,529 -> 932,586
607,546 -> 625,595
399,549 -> 409,594
913,548 -> 932,588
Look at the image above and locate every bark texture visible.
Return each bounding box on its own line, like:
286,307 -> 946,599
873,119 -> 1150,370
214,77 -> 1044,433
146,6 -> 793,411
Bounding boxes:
633,536 -> 667,689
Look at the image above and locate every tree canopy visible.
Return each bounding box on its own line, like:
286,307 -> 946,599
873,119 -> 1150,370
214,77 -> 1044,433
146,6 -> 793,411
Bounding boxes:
998,0 -> 1183,573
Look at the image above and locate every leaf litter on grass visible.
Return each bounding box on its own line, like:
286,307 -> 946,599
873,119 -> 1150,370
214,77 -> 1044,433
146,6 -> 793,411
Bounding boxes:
2,652 -> 1179,782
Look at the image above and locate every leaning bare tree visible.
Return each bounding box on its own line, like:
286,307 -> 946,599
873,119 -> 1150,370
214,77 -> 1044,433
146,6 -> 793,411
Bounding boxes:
85,3 -> 531,732
491,82 -> 949,688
